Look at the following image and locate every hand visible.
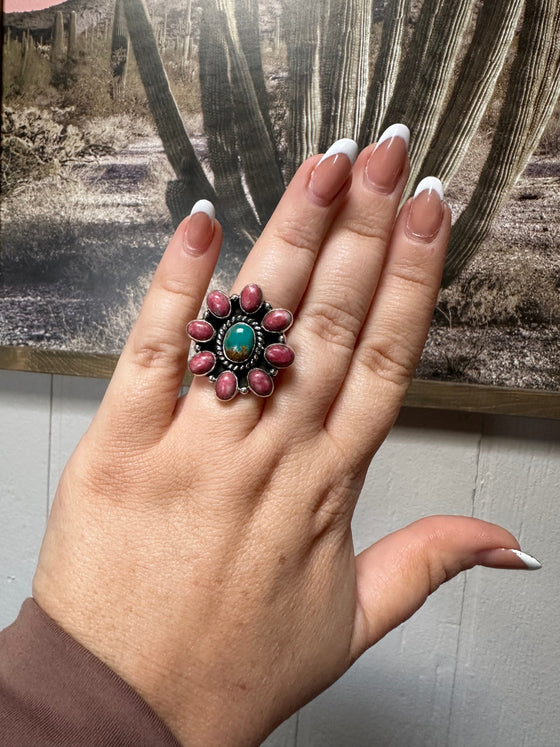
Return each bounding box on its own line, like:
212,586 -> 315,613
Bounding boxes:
32,129 -> 532,747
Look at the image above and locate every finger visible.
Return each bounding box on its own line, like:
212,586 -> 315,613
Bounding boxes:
350,515 -> 541,660
185,139 -> 359,421
279,124 -> 410,425
95,201 -> 223,439
231,138 -> 359,309
326,177 -> 451,453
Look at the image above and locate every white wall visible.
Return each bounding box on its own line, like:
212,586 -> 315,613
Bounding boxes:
1,369 -> 559,747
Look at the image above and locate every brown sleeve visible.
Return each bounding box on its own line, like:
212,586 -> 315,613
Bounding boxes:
0,598 -> 182,747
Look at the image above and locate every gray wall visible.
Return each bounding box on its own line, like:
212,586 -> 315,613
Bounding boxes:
1,369 -> 559,746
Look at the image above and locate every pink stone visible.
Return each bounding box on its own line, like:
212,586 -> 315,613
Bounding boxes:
187,320 -> 214,342
262,308 -> 293,332
264,344 -> 294,368
240,283 -> 263,313
216,371 -> 238,400
189,351 -> 216,376
207,290 -> 231,318
247,368 -> 274,397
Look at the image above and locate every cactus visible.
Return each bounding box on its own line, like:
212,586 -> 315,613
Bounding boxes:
67,11 -> 78,66
394,0 -> 477,191
358,0 -> 410,147
208,0 -> 284,225
199,5 -> 261,244
111,0 -> 129,101
50,10 -> 66,87
122,0 -> 560,285
318,0 -> 373,148
443,0 -> 560,285
418,0 -> 524,189
51,10 -> 65,64
283,0 -> 322,178
122,0 -> 214,198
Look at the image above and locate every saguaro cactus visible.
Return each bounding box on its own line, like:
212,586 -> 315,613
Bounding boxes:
444,0 -> 560,284
111,0 -> 129,101
318,0 -> 372,148
283,0 -> 322,178
418,0 -> 524,188
51,10 -> 65,64
123,0 -> 560,285
358,0 -> 410,147
67,10 -> 78,64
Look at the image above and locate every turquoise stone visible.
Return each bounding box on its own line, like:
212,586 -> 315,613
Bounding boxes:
223,323 -> 255,362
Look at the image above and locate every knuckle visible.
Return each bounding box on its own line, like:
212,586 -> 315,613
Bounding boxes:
304,299 -> 361,353
389,260 -> 437,297
357,335 -> 414,388
130,336 -> 187,371
155,275 -> 201,306
271,220 -> 320,265
342,218 -> 390,246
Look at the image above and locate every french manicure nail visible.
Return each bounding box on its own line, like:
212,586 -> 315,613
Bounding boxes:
406,176 -> 444,241
185,199 -> 215,255
308,138 -> 358,206
365,123 -> 410,194
476,548 -> 542,571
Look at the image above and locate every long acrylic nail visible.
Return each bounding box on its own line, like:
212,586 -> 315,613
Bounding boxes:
406,176 -> 444,241
308,138 -> 358,206
365,123 -> 410,194
185,199 -> 215,255
476,548 -> 542,571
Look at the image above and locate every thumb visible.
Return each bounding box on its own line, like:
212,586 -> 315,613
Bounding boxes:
351,515 -> 541,659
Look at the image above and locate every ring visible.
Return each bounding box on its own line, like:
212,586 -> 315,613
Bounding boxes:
186,284 -> 295,401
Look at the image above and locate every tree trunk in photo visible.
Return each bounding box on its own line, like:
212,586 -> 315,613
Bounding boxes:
418,0 -> 524,189
444,0 -> 560,285
358,0 -> 410,147
111,0 -> 129,102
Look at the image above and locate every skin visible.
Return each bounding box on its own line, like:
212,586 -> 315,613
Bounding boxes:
33,140 -> 523,747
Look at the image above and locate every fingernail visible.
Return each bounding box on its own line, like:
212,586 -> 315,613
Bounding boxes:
365,123 -> 410,194
308,138 -> 358,206
406,176 -> 444,241
185,199 -> 215,255
476,548 -> 542,571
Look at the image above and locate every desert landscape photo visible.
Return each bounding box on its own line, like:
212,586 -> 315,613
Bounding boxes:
1,0 -> 559,391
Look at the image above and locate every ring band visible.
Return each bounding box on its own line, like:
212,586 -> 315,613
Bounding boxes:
186,284 -> 295,401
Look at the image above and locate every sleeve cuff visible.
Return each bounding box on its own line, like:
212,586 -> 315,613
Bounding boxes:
0,598 -> 182,747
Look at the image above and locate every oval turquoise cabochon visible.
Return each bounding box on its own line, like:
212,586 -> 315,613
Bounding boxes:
223,323 -> 256,362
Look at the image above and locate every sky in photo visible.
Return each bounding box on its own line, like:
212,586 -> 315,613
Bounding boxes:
4,1 -> 66,11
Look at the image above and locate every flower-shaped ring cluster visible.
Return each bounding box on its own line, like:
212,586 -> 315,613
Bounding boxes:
186,284 -> 295,401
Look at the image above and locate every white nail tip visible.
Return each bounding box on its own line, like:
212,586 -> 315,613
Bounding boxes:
377,123 -> 410,148
318,138 -> 359,166
191,199 -> 215,223
414,176 -> 444,200
510,549 -> 542,570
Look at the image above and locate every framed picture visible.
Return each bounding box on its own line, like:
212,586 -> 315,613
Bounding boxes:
2,0 -> 559,418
